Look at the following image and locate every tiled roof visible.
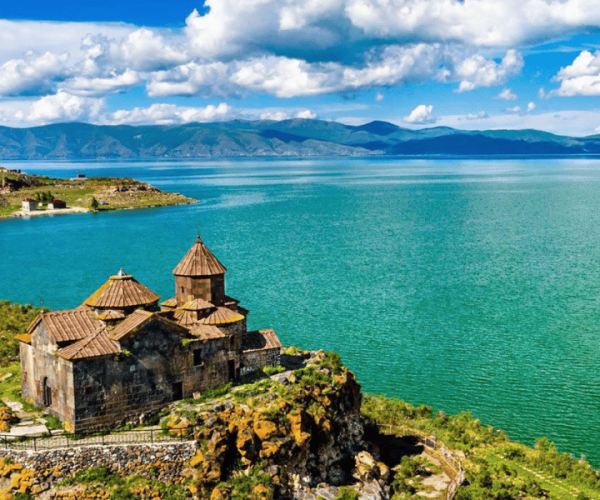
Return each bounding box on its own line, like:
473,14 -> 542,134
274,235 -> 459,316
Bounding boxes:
84,273 -> 160,309
196,307 -> 245,325
181,298 -> 214,311
110,310 -> 188,342
173,235 -> 227,276
110,310 -> 154,341
95,310 -> 126,321
161,297 -> 178,308
58,327 -> 120,360
174,309 -> 199,326
242,329 -> 282,352
187,324 -> 226,340
15,333 -> 31,344
28,309 -> 101,343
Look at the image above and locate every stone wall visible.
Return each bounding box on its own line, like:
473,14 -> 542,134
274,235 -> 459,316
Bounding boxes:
72,318 -> 240,433
241,347 -> 280,375
22,323 -> 75,429
0,442 -> 197,494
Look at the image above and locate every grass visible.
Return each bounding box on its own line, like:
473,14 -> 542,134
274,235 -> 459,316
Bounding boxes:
0,174 -> 195,218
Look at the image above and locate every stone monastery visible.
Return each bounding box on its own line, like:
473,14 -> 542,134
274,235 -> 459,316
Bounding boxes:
17,236 -> 281,433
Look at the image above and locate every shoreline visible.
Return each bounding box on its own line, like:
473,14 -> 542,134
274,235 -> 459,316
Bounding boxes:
1,199 -> 199,221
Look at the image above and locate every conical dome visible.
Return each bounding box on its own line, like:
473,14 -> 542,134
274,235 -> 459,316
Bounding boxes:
84,270 -> 160,309
173,235 -> 226,276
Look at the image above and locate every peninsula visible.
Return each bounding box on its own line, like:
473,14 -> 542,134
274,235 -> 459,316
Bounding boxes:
0,167 -> 196,219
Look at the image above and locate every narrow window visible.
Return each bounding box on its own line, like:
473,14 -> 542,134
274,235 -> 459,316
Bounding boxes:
193,349 -> 203,366
180,286 -> 184,293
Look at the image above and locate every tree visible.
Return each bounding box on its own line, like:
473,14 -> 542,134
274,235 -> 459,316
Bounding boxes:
89,196 -> 99,210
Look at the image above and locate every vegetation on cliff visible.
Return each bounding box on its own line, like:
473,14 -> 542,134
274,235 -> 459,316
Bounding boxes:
0,167 -> 195,218
1,304 -> 600,499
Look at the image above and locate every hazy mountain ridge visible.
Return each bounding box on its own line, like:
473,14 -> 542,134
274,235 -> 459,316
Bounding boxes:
1,119 -> 600,159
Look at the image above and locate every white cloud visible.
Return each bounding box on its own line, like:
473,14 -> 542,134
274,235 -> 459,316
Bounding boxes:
103,103 -> 235,125
259,111 -> 291,121
147,61 -> 235,98
436,109 -> 600,137
505,105 -> 522,114
0,52 -> 70,97
552,50 -> 600,96
296,109 -> 317,119
375,92 -> 384,101
403,104 -> 435,124
26,91 -> 104,124
527,102 -> 536,111
454,50 -> 523,92
345,0 -> 600,48
464,111 -> 488,120
497,88 -> 518,101
61,69 -> 141,97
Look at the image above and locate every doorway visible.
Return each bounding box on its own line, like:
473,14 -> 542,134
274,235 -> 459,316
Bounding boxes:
172,382 -> 183,401
228,360 -> 235,380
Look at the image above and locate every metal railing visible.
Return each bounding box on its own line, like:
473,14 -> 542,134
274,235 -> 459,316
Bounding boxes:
0,424 -> 198,453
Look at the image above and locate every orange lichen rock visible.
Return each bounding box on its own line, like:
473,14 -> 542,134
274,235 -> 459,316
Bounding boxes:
253,419 -> 277,441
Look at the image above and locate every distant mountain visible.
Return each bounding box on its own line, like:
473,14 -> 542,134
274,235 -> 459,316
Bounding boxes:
1,119 -> 600,159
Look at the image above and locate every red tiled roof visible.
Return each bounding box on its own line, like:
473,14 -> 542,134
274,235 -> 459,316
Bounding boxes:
173,235 -> 226,276
242,329 -> 282,352
28,309 -> 101,343
84,273 -> 159,309
196,307 -> 244,325
174,309 -> 199,326
58,327 -> 120,360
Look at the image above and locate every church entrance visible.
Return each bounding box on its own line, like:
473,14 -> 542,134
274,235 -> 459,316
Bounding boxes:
42,377 -> 52,407
172,382 -> 183,401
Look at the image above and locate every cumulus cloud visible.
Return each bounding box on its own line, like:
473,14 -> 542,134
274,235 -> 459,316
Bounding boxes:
24,91 -> 104,124
527,102 -> 536,111
0,52 -> 70,97
102,103 -> 235,125
403,104 -> 435,124
552,50 -> 600,96
61,69 -> 141,97
497,88 -> 518,101
259,111 -> 291,121
296,109 -> 317,119
375,92 -> 384,101
454,50 -> 523,92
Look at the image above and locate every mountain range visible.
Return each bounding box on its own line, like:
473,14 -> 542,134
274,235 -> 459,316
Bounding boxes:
2,119 -> 600,159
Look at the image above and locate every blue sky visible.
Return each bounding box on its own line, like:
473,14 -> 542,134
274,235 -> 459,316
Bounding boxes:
2,0 -> 600,136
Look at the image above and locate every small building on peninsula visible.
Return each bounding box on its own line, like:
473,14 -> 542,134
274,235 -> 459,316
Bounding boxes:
21,198 -> 37,213
17,236 -> 281,433
48,199 -> 67,210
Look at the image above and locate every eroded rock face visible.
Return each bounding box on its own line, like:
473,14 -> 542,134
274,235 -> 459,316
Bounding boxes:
182,350 -> 369,499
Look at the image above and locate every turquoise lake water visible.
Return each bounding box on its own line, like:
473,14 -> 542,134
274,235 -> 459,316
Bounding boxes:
2,157 -> 600,463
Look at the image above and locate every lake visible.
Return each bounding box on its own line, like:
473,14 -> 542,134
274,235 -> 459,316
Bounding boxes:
2,157 -> 600,463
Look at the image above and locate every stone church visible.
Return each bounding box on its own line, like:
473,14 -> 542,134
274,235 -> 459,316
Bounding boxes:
17,236 -> 281,433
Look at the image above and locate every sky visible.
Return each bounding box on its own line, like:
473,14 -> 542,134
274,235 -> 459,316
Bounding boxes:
3,1 -> 600,136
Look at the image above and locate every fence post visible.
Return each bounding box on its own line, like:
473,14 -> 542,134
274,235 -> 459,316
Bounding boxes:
102,433 -> 105,446
151,429 -> 154,443
33,437 -> 36,453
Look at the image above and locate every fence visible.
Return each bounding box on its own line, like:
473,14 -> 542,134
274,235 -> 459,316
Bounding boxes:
0,424 -> 198,453
376,421 -> 465,500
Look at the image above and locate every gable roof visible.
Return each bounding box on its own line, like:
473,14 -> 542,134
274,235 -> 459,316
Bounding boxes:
173,235 -> 227,276
84,272 -> 160,309
187,324 -> 226,340
58,327 -> 120,360
242,329 -> 282,352
110,309 -> 188,342
28,308 -> 101,343
196,306 -> 245,325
